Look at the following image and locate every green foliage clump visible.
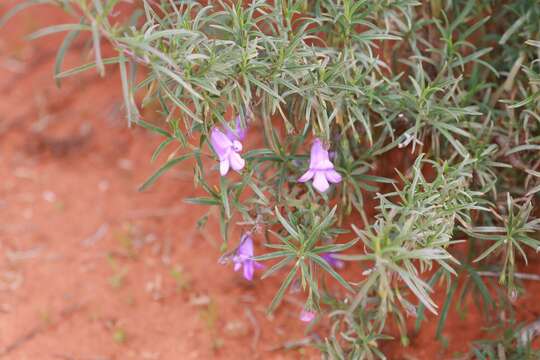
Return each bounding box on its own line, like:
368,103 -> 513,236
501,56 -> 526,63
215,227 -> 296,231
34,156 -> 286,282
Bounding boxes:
4,0 -> 540,358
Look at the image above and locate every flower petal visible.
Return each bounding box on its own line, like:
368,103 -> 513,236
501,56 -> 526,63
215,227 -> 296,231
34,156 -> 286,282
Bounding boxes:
234,262 -> 241,272
220,159 -> 230,176
235,115 -> 246,140
237,234 -> 254,257
226,115 -> 246,141
229,151 -> 245,172
211,128 -> 232,157
325,169 -> 342,184
300,309 -> 316,322
322,253 -> 345,269
309,139 -> 328,169
243,261 -> 254,281
314,159 -> 334,171
298,169 -> 314,182
313,171 -> 330,193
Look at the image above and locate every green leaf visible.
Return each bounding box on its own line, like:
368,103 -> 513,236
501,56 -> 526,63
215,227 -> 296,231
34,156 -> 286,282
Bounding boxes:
139,153 -> 192,191
351,174 -> 396,184
184,197 -> 220,206
154,64 -> 203,101
464,265 -> 493,312
254,250 -> 294,262
312,238 -> 359,254
304,206 -> 337,250
248,181 -> 269,205
435,279 -> 457,340
151,138 -> 174,162
310,254 -> 353,292
473,241 -> 503,263
54,26 -> 80,87
136,119 -> 170,138
55,57 -> 120,79
275,207 -> 300,240
27,23 -> 91,40
268,264 -> 298,314
261,256 -> 294,279
415,269 -> 444,332
220,176 -> 231,219
506,144 -> 540,155
0,0 -> 52,28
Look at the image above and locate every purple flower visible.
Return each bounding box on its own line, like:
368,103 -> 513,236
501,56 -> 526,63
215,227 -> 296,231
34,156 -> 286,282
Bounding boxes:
233,233 -> 263,281
210,116 -> 246,176
298,138 -> 342,193
321,253 -> 345,269
300,309 -> 316,322
226,115 -> 246,141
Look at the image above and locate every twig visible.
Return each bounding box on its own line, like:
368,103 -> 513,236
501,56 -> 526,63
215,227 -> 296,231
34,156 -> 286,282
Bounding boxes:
493,135 -> 528,171
0,323 -> 42,356
283,295 -> 305,309
477,271 -> 540,281
81,224 -> 109,246
266,337 -> 313,352
245,308 -> 260,354
5,246 -> 43,262
54,356 -> 110,360
125,206 -> 185,219
0,303 -> 84,357
161,236 -> 173,264
519,317 -> 540,346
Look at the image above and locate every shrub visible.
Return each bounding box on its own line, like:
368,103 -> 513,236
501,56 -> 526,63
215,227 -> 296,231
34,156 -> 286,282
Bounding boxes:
4,0 -> 540,358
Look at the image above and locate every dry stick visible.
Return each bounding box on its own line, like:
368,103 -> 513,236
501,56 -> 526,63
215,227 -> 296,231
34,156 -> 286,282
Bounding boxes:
497,343 -> 507,360
477,271 -> 540,281
161,236 -> 173,264
54,356 -> 110,360
5,246 -> 43,262
81,224 -> 109,246
493,135 -> 528,171
519,317 -> 540,346
284,295 -> 305,309
125,206 -> 185,219
0,303 -> 84,357
266,337 -> 313,352
245,308 -> 261,354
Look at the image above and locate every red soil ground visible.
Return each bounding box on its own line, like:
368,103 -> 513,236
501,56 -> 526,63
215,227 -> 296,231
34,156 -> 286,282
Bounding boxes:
1,3 -> 539,360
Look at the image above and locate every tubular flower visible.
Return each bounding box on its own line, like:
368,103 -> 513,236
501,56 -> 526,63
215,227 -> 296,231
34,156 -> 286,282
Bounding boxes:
210,116 -> 246,176
226,115 -> 246,142
300,309 -> 316,322
298,138 -> 342,193
232,233 -> 263,281
321,253 -> 345,269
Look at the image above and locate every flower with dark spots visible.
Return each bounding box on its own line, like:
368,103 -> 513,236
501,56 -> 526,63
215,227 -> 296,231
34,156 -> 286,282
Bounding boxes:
210,121 -> 245,176
321,253 -> 345,269
298,138 -> 342,193
232,233 -> 263,281
300,309 -> 316,322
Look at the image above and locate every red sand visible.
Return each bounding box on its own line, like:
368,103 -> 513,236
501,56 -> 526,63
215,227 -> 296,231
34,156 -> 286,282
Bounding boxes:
1,4 -> 539,360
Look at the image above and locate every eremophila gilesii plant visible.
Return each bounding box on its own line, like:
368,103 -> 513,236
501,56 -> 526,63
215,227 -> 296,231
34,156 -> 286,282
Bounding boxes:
4,0 -> 540,358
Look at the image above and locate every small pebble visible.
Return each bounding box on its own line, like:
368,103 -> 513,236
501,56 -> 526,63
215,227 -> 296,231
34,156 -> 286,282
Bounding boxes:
98,180 -> 110,192
42,190 -> 56,203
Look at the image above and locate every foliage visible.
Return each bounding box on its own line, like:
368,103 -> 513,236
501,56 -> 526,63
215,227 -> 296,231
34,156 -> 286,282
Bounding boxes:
3,0 -> 540,358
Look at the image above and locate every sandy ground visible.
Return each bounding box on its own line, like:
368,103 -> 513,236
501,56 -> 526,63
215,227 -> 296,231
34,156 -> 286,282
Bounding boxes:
1,3 -> 540,360
0,5 -> 318,360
